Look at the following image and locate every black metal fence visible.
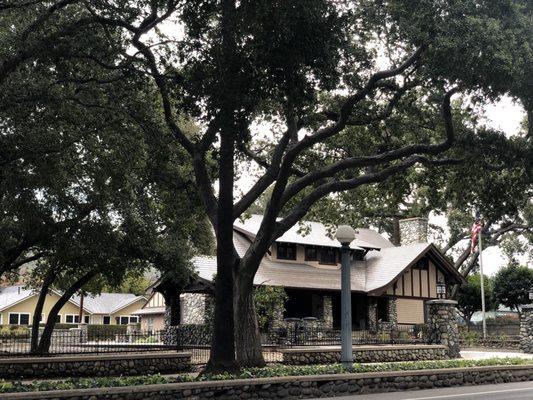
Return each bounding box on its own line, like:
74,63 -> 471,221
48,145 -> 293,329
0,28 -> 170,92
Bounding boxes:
0,324 -> 429,365
464,323 -> 520,337
0,329 -> 178,356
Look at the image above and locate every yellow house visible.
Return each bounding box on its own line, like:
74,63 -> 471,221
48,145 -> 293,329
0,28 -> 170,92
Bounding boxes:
0,286 -> 146,326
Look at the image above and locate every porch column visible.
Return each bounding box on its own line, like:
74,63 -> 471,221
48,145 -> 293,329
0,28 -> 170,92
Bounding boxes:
388,297 -> 398,326
520,304 -> 533,353
367,298 -> 378,332
322,295 -> 333,329
427,299 -> 460,358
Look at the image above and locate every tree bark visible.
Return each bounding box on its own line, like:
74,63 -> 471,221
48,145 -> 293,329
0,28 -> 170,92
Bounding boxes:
234,273 -> 265,367
30,272 -> 56,353
36,271 -> 96,354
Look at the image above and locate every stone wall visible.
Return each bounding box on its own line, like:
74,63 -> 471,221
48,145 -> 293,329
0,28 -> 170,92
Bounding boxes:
399,217 -> 428,245
427,299 -> 460,358
181,293 -> 206,324
322,295 -> 333,329
0,352 -> 191,380
6,365 -> 533,400
280,344 -> 448,365
367,298 -> 378,332
520,304 -> 533,353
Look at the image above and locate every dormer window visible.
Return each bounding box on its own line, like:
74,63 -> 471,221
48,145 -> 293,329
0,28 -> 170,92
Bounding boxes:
305,246 -> 318,261
277,242 -> 297,260
319,247 -> 337,265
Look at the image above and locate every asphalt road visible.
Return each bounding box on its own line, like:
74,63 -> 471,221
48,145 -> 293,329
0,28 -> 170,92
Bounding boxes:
309,381 -> 533,400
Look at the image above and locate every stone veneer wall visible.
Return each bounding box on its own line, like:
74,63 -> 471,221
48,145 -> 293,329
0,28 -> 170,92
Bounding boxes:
181,293 -> 206,324
427,299 -> 460,358
367,298 -> 378,332
6,365 -> 533,400
322,295 -> 333,328
520,304 -> 533,353
399,217 -> 428,245
281,344 -> 448,365
0,352 -> 191,380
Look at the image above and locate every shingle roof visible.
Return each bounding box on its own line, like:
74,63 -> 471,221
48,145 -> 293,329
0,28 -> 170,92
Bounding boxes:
71,293 -> 146,314
191,231 -> 457,293
0,286 -> 36,311
0,286 -> 145,315
234,214 -> 393,250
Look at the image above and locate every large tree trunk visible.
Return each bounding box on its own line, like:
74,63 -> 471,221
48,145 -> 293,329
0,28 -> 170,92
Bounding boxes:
234,273 -> 265,367
36,271 -> 96,354
30,272 -> 55,353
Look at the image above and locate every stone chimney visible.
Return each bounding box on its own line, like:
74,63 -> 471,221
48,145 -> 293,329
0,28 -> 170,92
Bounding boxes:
399,217 -> 428,246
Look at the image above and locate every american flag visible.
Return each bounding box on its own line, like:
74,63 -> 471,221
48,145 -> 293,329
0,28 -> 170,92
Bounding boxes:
471,220 -> 482,253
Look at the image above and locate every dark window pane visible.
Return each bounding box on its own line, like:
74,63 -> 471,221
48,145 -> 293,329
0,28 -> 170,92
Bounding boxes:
9,314 -> 19,325
305,246 -> 317,261
320,247 -> 337,264
120,317 -> 129,325
103,316 -> 111,325
84,315 -> 90,324
55,315 -> 61,323
277,243 -> 297,260
19,314 -> 30,325
377,298 -> 389,322
66,315 -> 74,323
130,316 -> 139,323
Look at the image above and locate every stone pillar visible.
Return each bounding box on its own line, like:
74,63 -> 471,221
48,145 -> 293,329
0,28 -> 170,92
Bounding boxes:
271,307 -> 285,330
520,304 -> 533,353
388,297 -> 398,326
367,298 -> 378,333
427,299 -> 460,358
322,295 -> 333,329
75,323 -> 88,343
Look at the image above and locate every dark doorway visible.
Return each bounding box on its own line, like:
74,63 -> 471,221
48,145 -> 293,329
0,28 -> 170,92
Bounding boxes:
332,292 -> 367,329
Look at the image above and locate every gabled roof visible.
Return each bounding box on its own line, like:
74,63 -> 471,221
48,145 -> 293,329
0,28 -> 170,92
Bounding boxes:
71,293 -> 146,315
191,231 -> 465,294
0,286 -> 146,315
234,214 -> 393,251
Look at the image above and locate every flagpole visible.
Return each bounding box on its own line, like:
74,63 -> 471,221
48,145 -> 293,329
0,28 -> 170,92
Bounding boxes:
478,229 -> 487,340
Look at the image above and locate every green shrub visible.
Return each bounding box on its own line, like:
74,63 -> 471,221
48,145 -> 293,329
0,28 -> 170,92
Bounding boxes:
1,357 -> 531,394
87,325 -> 127,340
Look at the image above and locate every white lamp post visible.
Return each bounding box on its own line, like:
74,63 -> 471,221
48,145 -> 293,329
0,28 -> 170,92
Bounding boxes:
335,225 -> 356,368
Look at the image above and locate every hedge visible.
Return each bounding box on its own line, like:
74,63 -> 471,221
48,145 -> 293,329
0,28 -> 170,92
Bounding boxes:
87,324 -> 128,340
1,358 -> 532,394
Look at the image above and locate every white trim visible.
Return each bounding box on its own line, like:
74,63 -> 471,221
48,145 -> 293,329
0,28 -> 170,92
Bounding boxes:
8,312 -> 31,325
64,314 -> 81,324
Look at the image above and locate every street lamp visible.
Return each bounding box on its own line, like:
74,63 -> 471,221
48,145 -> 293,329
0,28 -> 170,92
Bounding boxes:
335,225 -> 356,368
436,281 -> 446,299
529,288 -> 533,302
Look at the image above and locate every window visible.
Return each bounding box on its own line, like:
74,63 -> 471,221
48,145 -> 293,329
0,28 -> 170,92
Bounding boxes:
9,313 -> 30,325
116,315 -> 139,325
65,315 -> 80,324
55,315 -> 61,323
84,315 -> 90,324
304,246 -> 318,261
103,316 -> 111,325
319,247 -> 337,264
416,258 -> 429,270
276,242 -> 297,260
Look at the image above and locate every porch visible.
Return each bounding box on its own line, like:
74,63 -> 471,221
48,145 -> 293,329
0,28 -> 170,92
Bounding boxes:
280,288 -> 395,331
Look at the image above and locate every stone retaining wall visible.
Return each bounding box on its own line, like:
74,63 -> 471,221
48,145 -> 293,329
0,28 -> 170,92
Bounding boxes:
0,352 -> 191,379
280,344 -> 448,365
4,365 -> 533,399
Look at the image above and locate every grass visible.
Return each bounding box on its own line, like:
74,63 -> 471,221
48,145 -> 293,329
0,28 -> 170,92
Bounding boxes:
1,357 -> 532,394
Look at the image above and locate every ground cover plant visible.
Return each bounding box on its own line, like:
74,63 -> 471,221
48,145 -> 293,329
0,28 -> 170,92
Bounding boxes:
0,358 -> 531,394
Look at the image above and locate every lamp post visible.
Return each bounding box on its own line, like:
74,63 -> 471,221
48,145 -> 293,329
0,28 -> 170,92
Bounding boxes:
436,281 -> 446,299
335,225 -> 356,368
529,288 -> 533,302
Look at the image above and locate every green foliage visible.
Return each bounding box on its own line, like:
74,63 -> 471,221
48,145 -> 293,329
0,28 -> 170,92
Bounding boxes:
87,325 -> 127,341
1,358 -> 532,393
254,285 -> 288,331
492,264 -> 533,312
456,274 -> 495,323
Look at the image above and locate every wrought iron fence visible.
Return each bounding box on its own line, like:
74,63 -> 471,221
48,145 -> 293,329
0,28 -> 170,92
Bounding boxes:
0,323 -> 429,365
0,329 -> 178,356
464,323 -> 520,337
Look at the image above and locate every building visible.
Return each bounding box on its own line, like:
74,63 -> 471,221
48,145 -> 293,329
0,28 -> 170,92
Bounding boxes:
136,215 -> 465,330
0,286 -> 146,326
